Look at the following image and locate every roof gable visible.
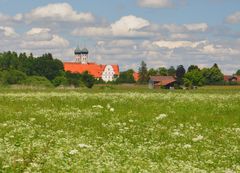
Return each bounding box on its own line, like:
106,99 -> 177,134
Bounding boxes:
150,76 -> 176,86
64,62 -> 119,78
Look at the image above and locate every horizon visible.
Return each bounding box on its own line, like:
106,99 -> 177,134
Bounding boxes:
0,0 -> 240,74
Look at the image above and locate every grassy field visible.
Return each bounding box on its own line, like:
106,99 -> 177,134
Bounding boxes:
0,85 -> 240,172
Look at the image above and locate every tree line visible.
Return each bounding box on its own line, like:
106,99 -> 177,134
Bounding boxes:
119,61 -> 240,87
0,51 -> 95,88
1,51 -> 239,88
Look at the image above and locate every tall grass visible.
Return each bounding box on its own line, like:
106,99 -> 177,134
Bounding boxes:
0,87 -> 240,172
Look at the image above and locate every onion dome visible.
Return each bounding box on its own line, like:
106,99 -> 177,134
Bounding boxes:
74,46 -> 82,55
81,48 -> 89,54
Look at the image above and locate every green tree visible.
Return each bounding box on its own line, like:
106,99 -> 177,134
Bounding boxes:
158,67 -> 168,76
184,69 -> 205,86
236,70 -> 240,75
183,78 -> 192,88
148,68 -> 158,76
176,65 -> 186,85
116,69 -> 135,83
188,65 -> 200,72
202,64 -> 224,84
33,53 -> 64,81
138,61 -> 149,84
0,51 -> 19,70
52,76 -> 68,87
82,71 -> 95,88
167,66 -> 176,76
65,71 -> 82,87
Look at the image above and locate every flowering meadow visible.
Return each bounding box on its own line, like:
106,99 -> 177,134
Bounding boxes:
0,88 -> 240,172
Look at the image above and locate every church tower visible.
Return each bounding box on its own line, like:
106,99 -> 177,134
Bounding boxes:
74,45 -> 82,63
74,46 -> 89,64
81,48 -> 89,64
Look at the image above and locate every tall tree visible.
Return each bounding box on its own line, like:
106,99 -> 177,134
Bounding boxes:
176,65 -> 186,85
184,69 -> 205,86
202,63 -> 224,84
138,61 -> 149,84
188,65 -> 200,72
116,69 -> 135,83
158,67 -> 168,76
168,66 -> 176,76
33,53 -> 64,80
148,68 -> 158,76
236,69 -> 240,75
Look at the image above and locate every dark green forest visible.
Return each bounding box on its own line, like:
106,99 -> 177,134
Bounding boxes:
0,51 -> 95,88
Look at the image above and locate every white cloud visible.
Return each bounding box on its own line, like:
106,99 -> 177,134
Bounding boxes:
73,15 -> 151,38
162,23 -> 208,33
111,15 -> 150,37
138,0 -> 173,8
25,27 -> 53,41
170,33 -> 189,39
226,11 -> 240,24
0,26 -> 18,37
26,28 -> 50,35
20,35 -> 69,50
72,27 -> 110,37
24,3 -> 94,23
183,23 -> 208,32
201,44 -> 239,55
153,40 -> 206,49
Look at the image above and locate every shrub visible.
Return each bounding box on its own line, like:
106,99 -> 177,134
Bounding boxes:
52,76 -> 68,87
2,70 -> 27,85
82,71 -> 95,88
23,76 -> 53,87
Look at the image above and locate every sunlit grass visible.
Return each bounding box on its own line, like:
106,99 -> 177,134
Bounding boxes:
0,87 -> 240,172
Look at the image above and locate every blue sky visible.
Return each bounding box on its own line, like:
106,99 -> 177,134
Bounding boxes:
0,0 -> 240,74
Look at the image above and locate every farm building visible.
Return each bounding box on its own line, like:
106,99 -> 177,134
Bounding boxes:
149,76 -> 176,89
64,46 -> 120,82
224,75 -> 240,83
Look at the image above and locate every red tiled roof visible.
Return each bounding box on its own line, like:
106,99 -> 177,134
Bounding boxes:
235,75 -> 240,82
150,76 -> 176,86
133,72 -> 139,81
64,62 -> 119,78
224,75 -> 240,82
224,75 -> 232,82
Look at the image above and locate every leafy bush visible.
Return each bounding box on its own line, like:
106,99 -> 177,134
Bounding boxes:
65,71 -> 82,87
2,70 -> 27,85
82,71 -> 95,88
52,76 -> 68,87
23,76 -> 53,87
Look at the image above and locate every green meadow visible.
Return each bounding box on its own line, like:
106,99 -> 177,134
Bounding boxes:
0,85 -> 240,172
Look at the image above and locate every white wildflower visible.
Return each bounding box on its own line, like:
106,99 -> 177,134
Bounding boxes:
78,144 -> 92,148
110,108 -> 115,112
172,131 -> 182,137
183,144 -> 192,149
129,119 -> 134,123
225,169 -> 235,173
30,163 -> 39,168
30,118 -> 36,122
15,158 -> 24,162
92,105 -> 103,109
69,149 -> 78,155
192,135 -> 204,142
107,104 -> 111,109
156,114 -> 168,120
